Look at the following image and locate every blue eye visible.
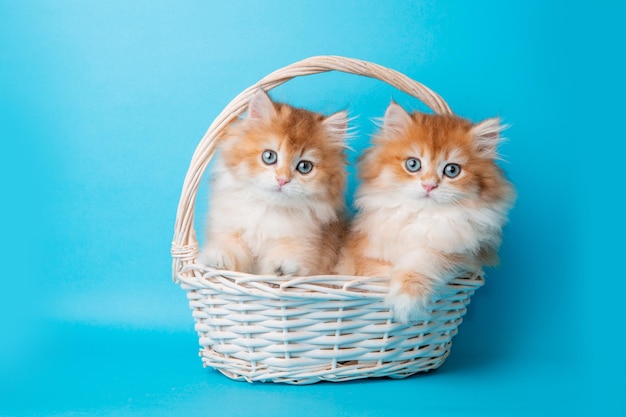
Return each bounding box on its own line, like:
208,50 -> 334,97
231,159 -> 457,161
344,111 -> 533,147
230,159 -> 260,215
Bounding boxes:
296,160 -> 313,174
262,150 -> 277,165
405,157 -> 421,172
443,163 -> 461,178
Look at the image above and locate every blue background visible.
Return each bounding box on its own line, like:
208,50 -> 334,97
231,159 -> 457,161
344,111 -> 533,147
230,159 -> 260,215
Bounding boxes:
1,1 -> 624,416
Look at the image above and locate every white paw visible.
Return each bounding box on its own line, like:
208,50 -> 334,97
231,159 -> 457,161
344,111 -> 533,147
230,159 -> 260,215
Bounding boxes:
260,258 -> 302,276
198,247 -> 235,270
385,282 -> 431,323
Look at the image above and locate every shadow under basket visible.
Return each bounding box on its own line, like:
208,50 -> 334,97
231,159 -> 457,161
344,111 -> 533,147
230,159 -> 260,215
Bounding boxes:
171,55 -> 485,384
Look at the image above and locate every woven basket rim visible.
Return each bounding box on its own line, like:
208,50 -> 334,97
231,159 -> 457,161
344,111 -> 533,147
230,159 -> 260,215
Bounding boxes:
177,262 -> 484,301
171,55 -> 454,283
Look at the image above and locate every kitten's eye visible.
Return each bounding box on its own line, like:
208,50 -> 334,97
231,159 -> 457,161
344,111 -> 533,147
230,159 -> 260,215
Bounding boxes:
296,160 -> 314,174
261,150 -> 277,165
443,163 -> 461,178
405,157 -> 421,173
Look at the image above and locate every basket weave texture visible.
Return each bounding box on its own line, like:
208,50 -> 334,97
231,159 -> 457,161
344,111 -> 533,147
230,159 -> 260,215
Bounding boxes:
171,55 -> 484,384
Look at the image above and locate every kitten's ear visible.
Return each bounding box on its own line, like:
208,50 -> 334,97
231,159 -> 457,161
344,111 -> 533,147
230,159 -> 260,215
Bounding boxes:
247,89 -> 277,122
381,101 -> 412,135
322,110 -> 349,145
471,117 -> 504,158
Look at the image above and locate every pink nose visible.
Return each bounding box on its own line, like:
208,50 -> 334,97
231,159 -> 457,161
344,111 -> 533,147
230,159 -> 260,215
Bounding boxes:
277,177 -> 290,187
422,183 -> 438,193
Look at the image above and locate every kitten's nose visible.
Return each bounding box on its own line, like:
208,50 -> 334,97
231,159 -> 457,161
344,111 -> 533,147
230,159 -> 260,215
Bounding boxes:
276,177 -> 291,187
422,183 -> 438,193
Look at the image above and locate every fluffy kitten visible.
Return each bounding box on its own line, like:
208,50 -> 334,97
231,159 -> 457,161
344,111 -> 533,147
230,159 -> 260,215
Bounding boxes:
335,102 -> 515,322
199,89 -> 349,276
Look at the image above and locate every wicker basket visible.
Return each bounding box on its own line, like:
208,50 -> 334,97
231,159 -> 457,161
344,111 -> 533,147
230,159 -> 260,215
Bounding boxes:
171,55 -> 485,384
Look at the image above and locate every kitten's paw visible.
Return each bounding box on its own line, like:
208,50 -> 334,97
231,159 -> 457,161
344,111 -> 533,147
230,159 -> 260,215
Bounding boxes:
198,247 -> 236,271
385,280 -> 432,323
260,258 -> 302,276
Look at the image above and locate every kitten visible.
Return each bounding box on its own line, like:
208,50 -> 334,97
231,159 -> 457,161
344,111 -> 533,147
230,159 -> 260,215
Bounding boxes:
335,102 -> 515,322
199,89 -> 349,276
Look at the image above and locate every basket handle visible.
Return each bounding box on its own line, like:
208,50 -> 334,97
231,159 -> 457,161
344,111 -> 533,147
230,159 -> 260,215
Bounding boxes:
171,55 -> 452,277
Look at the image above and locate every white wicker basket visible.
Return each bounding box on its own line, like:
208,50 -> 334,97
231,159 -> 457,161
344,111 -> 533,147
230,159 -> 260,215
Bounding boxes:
171,55 -> 484,384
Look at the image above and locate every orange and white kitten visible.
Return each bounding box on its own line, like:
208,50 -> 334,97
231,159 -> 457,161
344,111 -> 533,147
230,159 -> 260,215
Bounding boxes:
335,102 -> 515,322
199,89 -> 349,276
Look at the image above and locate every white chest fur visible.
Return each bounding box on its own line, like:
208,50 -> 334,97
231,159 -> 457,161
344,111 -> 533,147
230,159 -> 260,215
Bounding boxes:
355,200 -> 502,262
207,168 -> 330,255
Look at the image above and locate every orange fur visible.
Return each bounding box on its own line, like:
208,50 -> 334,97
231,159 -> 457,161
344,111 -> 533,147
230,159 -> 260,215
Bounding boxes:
221,100 -> 348,211
201,90 -> 349,276
335,102 -> 515,322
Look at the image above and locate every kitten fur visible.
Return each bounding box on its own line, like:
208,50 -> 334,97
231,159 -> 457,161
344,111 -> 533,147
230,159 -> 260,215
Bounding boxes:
199,89 -> 349,276
334,102 -> 516,323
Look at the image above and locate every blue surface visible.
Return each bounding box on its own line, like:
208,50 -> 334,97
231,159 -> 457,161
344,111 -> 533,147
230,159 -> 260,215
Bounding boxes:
1,1 -> 624,416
